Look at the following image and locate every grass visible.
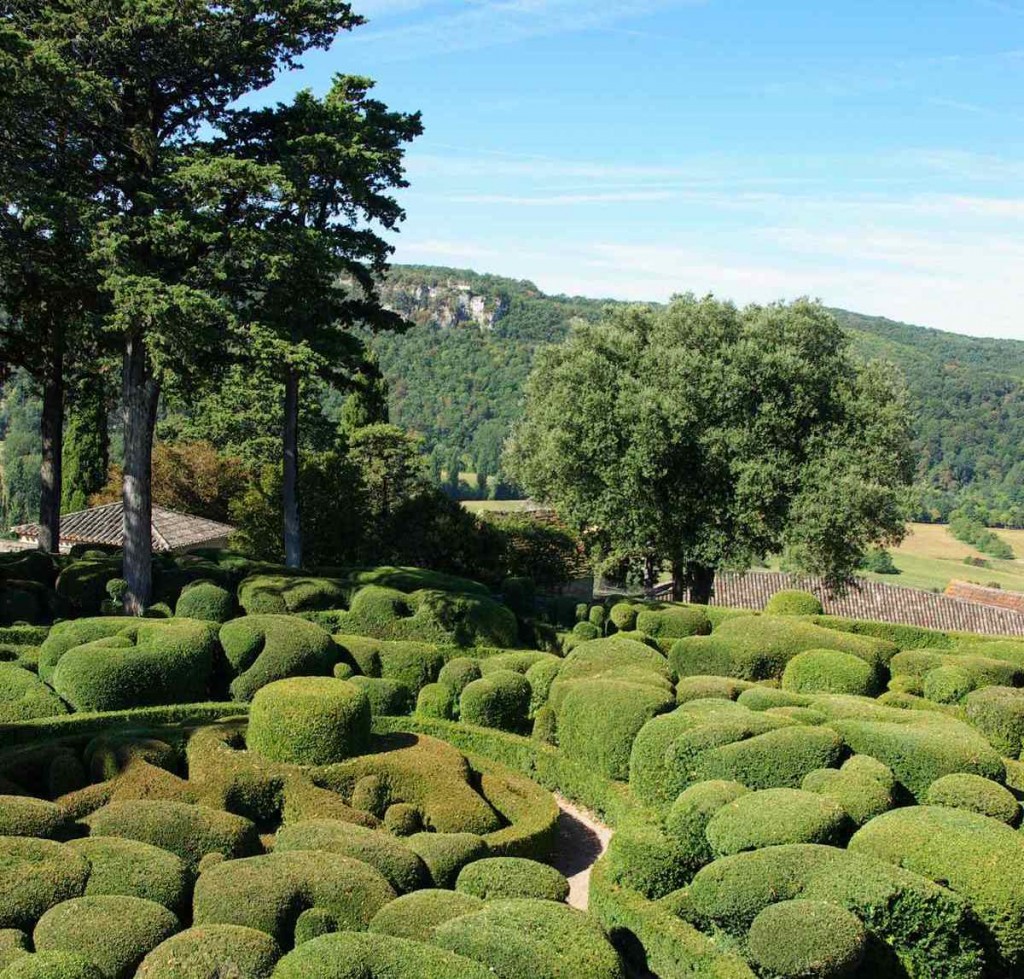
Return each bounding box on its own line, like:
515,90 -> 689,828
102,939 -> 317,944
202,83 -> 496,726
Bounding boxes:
462,499 -> 534,514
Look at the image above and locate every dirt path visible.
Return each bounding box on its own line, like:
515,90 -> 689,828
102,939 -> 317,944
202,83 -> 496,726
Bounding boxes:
550,793 -> 612,910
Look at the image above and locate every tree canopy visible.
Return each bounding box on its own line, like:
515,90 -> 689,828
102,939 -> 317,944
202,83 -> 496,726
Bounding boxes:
505,294 -> 916,599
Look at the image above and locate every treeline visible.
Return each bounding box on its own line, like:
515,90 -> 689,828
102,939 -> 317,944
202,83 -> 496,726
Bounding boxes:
368,267 -> 1024,524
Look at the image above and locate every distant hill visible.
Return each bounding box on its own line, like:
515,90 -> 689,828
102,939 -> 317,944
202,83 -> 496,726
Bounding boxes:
372,265 -> 1024,524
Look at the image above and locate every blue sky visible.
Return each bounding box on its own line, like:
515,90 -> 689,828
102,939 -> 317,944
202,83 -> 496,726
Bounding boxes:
261,0 -> 1024,339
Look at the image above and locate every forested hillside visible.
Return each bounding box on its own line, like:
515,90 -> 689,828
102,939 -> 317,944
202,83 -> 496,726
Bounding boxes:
372,266 -> 1024,525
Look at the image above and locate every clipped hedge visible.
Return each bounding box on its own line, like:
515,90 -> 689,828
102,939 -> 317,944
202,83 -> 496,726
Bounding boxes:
801,767 -> 895,827
335,636 -> 444,696
174,581 -> 234,623
455,857 -> 570,902
782,648 -> 879,697
764,590 -> 824,616
924,773 -> 1021,826
0,665 -> 66,724
0,797 -> 71,839
0,837 -> 89,931
237,575 -> 350,615
746,899 -> 865,979
349,676 -> 413,716
404,832 -> 489,888
0,952 -> 103,978
368,889 -> 484,942
634,606 -> 711,640
135,925 -> 281,979
415,682 -> 455,720
964,685 -> 1024,756
459,671 -> 531,732
437,658 -> 482,698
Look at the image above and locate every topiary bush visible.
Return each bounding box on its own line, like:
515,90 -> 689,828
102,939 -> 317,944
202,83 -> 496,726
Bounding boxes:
765,590 -> 824,616
0,665 -> 66,723
335,637 -> 444,696
192,850 -> 396,949
675,675 -> 752,704
247,677 -> 371,765
135,925 -> 281,979
924,773 -> 1021,826
274,819 -> 429,894
746,899 -> 866,979
404,833 -> 489,888
571,621 -> 601,641
800,768 -> 895,827
349,675 -> 413,716
781,648 -> 879,697
415,682 -> 455,720
32,895 -> 178,979
436,657 -> 482,698
383,804 -> 422,837
368,889 -> 484,942
922,665 -> 976,704
525,657 -> 562,714
455,857 -> 570,903
237,575 -> 350,615
0,952 -> 103,978
0,797 -> 71,839
635,606 -> 711,640
459,671 -> 531,732
964,685 -> 1024,756
608,602 -> 639,633
174,581 -> 234,623
219,615 -> 336,702
0,838 -> 89,931
704,788 -> 853,857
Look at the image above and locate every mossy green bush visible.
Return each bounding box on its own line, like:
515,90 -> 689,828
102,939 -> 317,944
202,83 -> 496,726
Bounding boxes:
572,620 -> 601,641
33,895 -> 178,979
850,805 -> 1024,970
415,682 -> 455,720
437,656 -> 482,696
85,800 -> 259,871
368,889 -> 484,942
192,850 -> 396,948
922,666 -> 976,705
54,558 -> 121,615
525,657 -> 563,714
765,590 -> 824,616
404,832 -> 489,888
432,897 -> 625,979
671,616 -> 893,682
0,952 -> 103,978
237,575 -> 350,615
800,768 -> 895,826
704,788 -> 852,857
40,618 -> 218,712
0,838 -> 89,931
349,675 -> 413,716
274,819 -> 429,893
335,637 -> 444,696
0,665 -> 65,724
675,676 -> 752,704
219,615 -> 336,702
174,581 -> 234,623
781,648 -> 879,697
247,677 -> 371,765
66,837 -> 189,914
383,804 -> 422,836
924,773 -> 1021,826
271,931 -> 494,979
964,685 -> 1024,756
135,925 -> 281,979
588,605 -> 607,629
478,650 -> 557,676
841,753 -> 897,789
635,606 -> 711,640
890,649 -> 1022,693
553,637 -> 672,688
664,779 -> 748,857
684,843 -> 986,978
609,602 -> 639,632
0,930 -> 29,971
459,670 -> 531,732
0,797 -> 71,839
455,857 -> 570,902
746,899 -> 865,979
557,679 -> 675,781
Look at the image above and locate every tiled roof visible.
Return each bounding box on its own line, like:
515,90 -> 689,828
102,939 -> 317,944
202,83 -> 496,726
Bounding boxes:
12,503 -> 234,552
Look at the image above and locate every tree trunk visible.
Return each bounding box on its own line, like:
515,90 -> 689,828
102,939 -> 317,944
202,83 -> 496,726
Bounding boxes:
122,335 -> 160,614
643,553 -> 657,594
37,351 -> 64,554
687,563 -> 716,605
283,366 -> 302,569
670,560 -> 685,602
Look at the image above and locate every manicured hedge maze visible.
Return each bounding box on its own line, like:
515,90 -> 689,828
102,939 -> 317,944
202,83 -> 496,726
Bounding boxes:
8,557 -> 1024,977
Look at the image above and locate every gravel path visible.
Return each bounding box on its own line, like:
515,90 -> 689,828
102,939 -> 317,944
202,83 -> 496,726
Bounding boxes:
550,793 -> 613,910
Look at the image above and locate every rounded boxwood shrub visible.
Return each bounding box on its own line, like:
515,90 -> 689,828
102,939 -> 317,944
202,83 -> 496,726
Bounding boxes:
571,621 -> 601,641
675,675 -> 753,704
588,605 -> 607,629
192,850 -> 396,948
415,682 -> 454,720
664,779 -> 748,854
782,649 -> 878,697
0,664 -> 66,723
635,606 -> 711,640
801,768 -> 895,827
437,657 -> 481,697
383,804 -> 422,837
236,575 -> 350,615
459,671 -> 531,732
0,797 -> 71,839
404,833 -> 489,888
66,837 -> 189,914
174,581 -> 234,623
85,800 -> 259,871
135,925 -> 281,979
840,753 -> 897,790
275,819 -> 429,894
850,805 -> 1024,969
271,931 -> 494,979
336,638 -> 445,696
922,665 -> 975,705
455,857 -> 570,903
0,952 -> 103,978
525,658 -> 562,715
964,685 -> 1024,756
924,773 -> 1021,826
0,930 -> 29,971
219,615 -> 336,702
603,815 -> 696,899
369,889 -> 484,942
44,618 -> 218,712
557,679 -> 675,781
0,838 -> 89,931
349,675 -> 413,716
747,899 -> 866,979
33,895 -> 178,979
608,602 -> 638,633
705,788 -> 852,857
432,897 -> 625,979
247,677 -> 371,765
765,590 -> 824,616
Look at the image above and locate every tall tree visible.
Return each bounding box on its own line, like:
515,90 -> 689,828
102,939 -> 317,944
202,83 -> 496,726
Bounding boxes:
222,76 -> 420,567
506,295 -> 915,601
6,0 -> 361,609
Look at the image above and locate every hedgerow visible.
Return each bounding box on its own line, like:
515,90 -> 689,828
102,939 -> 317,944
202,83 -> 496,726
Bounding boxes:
33,895 -> 178,979
764,589 -> 824,616
746,899 -> 865,979
368,889 -> 484,941
192,850 -> 396,948
924,773 -> 1021,826
135,925 -> 281,979
247,677 -> 371,765
455,857 -> 570,902
219,615 -> 336,701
